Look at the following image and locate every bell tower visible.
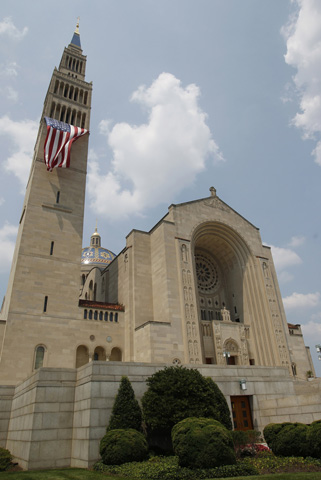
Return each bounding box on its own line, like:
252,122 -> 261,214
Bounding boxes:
0,23 -> 93,383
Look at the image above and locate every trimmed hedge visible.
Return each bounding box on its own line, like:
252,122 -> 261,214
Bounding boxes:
264,422 -> 309,457
263,422 -> 292,450
307,421 -> 321,458
99,428 -> 148,465
94,455 -> 258,479
171,417 -> 236,469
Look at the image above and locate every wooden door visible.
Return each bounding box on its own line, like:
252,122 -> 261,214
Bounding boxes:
230,396 -> 253,431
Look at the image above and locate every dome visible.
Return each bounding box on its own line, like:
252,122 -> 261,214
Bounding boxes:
81,226 -> 116,268
81,246 -> 116,267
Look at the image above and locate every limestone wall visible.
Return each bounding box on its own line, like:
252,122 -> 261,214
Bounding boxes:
2,363 -> 321,470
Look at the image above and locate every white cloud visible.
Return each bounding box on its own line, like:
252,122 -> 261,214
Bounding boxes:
0,116 -> 38,189
0,17 -> 28,40
283,291 -> 320,309
0,223 -> 18,273
1,86 -> 18,102
283,0 -> 321,165
270,245 -> 302,270
278,271 -> 294,283
88,73 -> 223,220
0,62 -> 18,78
301,319 -> 321,337
288,235 -> 306,247
0,198 -> 4,207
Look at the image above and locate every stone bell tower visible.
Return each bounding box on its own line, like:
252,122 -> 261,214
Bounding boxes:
0,23 -> 92,384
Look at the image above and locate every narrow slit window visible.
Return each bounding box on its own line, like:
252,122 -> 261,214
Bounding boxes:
43,296 -> 48,313
50,241 -> 54,255
56,191 -> 60,204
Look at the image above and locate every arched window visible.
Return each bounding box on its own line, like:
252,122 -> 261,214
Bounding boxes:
99,311 -> 103,321
110,312 -> 113,322
110,347 -> 122,361
115,312 -> 118,323
94,310 -> 98,320
76,345 -> 89,368
94,346 -> 106,361
84,309 -> 87,319
89,310 -> 92,320
104,312 -> 108,321
34,346 -> 45,370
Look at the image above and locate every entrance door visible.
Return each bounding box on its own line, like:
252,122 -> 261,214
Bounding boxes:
230,396 -> 253,431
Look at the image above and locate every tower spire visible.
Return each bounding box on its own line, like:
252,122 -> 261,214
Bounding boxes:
70,17 -> 81,49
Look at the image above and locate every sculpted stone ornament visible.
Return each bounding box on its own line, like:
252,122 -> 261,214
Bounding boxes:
203,186 -> 230,212
221,307 -> 231,322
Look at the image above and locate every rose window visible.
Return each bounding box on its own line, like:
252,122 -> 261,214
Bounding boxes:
195,254 -> 219,293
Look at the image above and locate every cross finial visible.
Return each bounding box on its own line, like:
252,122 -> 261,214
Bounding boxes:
75,17 -> 80,34
209,186 -> 216,197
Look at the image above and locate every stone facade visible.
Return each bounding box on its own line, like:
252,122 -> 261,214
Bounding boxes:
0,25 -> 319,470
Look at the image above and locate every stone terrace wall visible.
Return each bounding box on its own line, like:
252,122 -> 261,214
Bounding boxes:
1,362 -> 321,469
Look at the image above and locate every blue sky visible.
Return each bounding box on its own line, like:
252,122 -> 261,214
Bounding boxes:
0,0 -> 320,375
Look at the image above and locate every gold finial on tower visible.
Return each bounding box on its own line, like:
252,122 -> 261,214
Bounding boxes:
75,17 -> 80,34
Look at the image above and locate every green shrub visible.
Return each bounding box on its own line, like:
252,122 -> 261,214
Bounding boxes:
263,422 -> 292,449
273,423 -> 309,457
94,455 -> 258,479
171,417 -> 236,469
107,376 -> 142,432
99,428 -> 148,465
141,366 -> 232,450
0,447 -> 12,471
204,377 -> 232,430
307,421 -> 321,458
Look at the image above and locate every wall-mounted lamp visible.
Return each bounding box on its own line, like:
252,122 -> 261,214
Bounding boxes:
316,345 -> 321,355
240,379 -> 247,391
223,351 -> 230,364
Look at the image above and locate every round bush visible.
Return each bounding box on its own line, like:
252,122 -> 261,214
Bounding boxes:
171,417 -> 236,469
263,422 -> 292,450
307,421 -> 321,458
273,423 -> 309,457
100,428 -> 148,465
0,448 -> 12,471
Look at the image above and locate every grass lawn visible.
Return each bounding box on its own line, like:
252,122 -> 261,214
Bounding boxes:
1,470 -> 321,480
0,469 -> 127,480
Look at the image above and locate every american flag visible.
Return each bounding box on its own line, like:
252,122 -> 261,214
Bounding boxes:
44,117 -> 88,171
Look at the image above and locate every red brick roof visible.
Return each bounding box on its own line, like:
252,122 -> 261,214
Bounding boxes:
79,299 -> 124,311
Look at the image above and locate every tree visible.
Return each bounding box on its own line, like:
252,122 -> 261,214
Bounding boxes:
107,376 -> 142,432
204,377 -> 232,430
141,366 -> 232,449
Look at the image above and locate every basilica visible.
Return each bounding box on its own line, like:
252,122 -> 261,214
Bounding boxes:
0,24 -> 319,470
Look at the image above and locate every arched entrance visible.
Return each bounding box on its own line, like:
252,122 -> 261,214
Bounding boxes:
192,222 -> 251,364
